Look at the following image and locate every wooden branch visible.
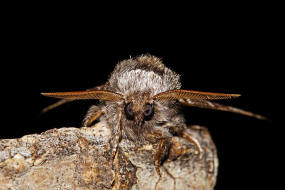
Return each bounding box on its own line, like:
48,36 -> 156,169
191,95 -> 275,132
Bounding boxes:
0,123 -> 218,190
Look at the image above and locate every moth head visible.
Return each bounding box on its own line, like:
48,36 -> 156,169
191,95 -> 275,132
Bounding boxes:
121,91 -> 155,129
123,101 -> 154,125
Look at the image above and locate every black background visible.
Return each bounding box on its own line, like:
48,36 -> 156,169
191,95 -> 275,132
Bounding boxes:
2,4 -> 280,190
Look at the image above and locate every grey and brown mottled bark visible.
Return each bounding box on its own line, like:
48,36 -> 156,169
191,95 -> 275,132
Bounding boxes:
0,123 -> 218,190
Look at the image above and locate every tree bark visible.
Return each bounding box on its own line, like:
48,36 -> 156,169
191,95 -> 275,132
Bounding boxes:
0,123 -> 218,190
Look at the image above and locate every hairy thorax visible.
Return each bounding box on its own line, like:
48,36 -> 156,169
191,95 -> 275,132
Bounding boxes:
107,55 -> 182,96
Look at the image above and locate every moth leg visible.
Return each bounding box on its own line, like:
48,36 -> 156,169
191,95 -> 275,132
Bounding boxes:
83,105 -> 104,127
154,138 -> 166,177
162,166 -> 176,190
111,107 -> 122,158
84,110 -> 104,127
154,138 -> 166,190
154,138 -> 176,190
181,130 -> 203,157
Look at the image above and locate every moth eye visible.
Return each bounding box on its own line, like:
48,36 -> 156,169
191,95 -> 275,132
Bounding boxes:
144,103 -> 154,121
124,102 -> 134,120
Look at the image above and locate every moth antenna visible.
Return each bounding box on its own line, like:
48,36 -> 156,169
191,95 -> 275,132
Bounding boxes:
179,99 -> 267,120
40,85 -> 106,114
153,89 -> 240,101
41,90 -> 124,101
40,99 -> 73,114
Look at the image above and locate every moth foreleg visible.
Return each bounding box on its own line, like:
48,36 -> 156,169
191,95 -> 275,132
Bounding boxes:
154,138 -> 176,190
111,107 -> 123,158
154,138 -> 167,177
182,130 -> 203,157
83,105 -> 104,127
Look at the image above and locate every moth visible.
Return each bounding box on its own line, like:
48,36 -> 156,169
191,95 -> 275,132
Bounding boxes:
41,54 -> 265,176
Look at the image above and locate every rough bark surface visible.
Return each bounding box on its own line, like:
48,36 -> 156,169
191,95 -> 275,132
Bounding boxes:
0,123 -> 218,190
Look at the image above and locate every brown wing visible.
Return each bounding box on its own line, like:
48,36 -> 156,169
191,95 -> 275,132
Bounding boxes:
153,89 -> 240,101
179,99 -> 266,120
40,85 -> 106,114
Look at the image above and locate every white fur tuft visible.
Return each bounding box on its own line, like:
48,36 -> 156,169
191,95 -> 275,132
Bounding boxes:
116,69 -> 181,96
